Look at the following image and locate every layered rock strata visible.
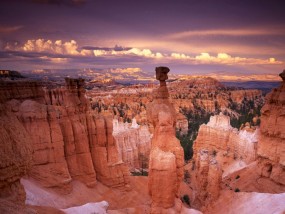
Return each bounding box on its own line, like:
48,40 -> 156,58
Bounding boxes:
191,113 -> 258,208
0,106 -> 33,205
113,118 -> 151,170
176,112 -> 189,135
147,67 -> 184,213
190,70 -> 285,211
194,113 -> 258,164
0,78 -> 130,196
258,70 -> 285,186
0,80 -> 44,103
230,89 -> 262,103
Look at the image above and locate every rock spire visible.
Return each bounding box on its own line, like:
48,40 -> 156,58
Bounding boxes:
147,67 -> 184,213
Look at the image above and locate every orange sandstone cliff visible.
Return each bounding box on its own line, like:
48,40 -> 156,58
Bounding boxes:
0,78 -> 130,196
113,117 -> 151,171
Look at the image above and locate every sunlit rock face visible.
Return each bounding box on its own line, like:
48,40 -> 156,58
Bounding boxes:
258,70 -> 285,186
195,113 -> 258,164
0,78 -> 130,195
191,113 -> 258,208
113,118 -> 151,171
147,67 -> 184,213
176,112 -> 188,135
17,98 -> 73,192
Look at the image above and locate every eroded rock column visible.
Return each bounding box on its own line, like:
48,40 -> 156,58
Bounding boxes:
258,70 -> 285,186
147,67 -> 184,213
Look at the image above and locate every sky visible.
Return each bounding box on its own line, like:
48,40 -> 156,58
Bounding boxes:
0,0 -> 285,81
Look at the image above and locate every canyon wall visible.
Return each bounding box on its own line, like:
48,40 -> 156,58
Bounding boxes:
0,105 -> 33,205
0,80 -> 44,103
0,78 -> 130,200
191,113 -> 258,208
194,113 -> 258,164
190,70 -> 285,211
113,118 -> 151,170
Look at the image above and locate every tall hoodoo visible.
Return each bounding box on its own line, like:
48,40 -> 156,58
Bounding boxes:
258,69 -> 285,186
147,67 -> 184,213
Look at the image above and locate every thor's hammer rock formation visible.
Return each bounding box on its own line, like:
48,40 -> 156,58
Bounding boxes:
147,67 -> 184,213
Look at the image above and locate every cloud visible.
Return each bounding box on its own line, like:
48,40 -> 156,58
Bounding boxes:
126,48 -> 163,58
171,53 -> 190,59
6,39 -> 163,59
91,46 -> 164,59
39,56 -> 68,63
5,39 -> 87,56
81,45 -> 132,51
168,28 -> 285,39
2,38 -> 283,66
192,52 -> 282,65
167,51 -> 283,65
0,25 -> 24,33
109,68 -> 141,74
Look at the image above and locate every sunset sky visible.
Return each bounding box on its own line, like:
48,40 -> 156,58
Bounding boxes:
1,0 -> 285,80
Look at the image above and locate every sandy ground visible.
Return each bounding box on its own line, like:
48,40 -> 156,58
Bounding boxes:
205,190 -> 285,214
22,176 -> 151,211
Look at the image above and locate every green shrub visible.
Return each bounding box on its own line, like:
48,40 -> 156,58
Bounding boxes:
182,194 -> 190,206
131,171 -> 148,176
184,170 -> 191,184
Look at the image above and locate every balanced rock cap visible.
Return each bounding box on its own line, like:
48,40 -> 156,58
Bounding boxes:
155,66 -> 170,81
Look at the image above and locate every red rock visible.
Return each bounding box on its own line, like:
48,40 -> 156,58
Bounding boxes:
0,108 -> 32,204
0,78 -> 130,194
113,118 -> 151,170
230,90 -> 262,103
147,67 -> 184,212
258,71 -> 285,185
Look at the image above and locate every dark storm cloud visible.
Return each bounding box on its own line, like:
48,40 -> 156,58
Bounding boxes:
0,50 -> 65,59
81,45 -> 132,52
